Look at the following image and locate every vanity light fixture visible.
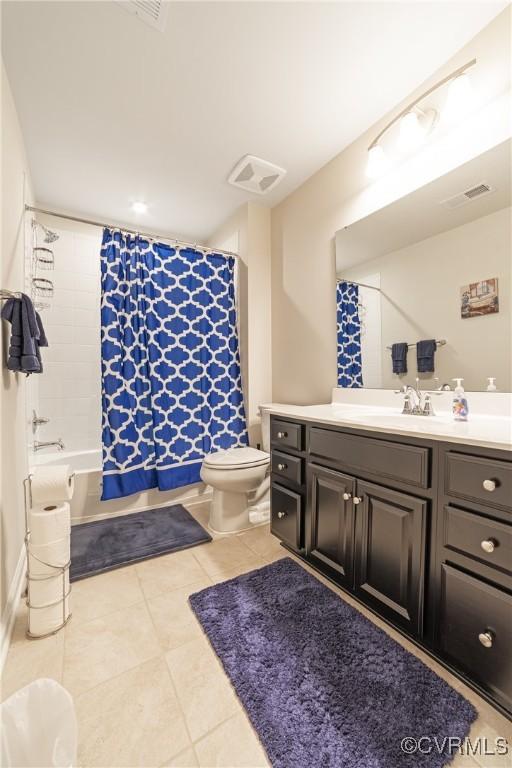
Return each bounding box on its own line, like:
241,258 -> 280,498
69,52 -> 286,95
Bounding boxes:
444,72 -> 474,122
366,58 -> 476,178
366,145 -> 391,180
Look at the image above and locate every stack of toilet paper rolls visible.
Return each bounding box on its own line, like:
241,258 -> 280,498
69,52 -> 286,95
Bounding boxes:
28,466 -> 74,637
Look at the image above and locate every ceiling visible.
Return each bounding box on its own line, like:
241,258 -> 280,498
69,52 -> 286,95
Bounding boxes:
2,1 -> 507,241
335,139 -> 511,271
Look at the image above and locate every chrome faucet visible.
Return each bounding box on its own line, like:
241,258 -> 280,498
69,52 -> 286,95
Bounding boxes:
33,438 -> 65,452
395,379 -> 441,416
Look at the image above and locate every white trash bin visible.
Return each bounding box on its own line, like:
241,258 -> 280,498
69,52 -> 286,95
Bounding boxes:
1,678 -> 77,767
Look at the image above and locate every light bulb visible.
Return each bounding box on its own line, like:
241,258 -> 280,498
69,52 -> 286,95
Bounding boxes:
444,73 -> 473,122
398,111 -> 426,151
366,145 -> 390,179
131,201 -> 148,214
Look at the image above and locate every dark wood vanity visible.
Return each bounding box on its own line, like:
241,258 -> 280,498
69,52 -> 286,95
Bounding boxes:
269,415 -> 512,718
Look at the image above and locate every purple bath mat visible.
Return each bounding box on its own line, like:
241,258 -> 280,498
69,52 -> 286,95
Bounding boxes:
189,557 -> 477,768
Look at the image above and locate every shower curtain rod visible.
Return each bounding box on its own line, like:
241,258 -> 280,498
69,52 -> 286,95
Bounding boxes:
337,277 -> 381,292
25,205 -> 239,259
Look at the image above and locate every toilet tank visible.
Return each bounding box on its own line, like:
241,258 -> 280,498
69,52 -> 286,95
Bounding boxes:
259,405 -> 272,453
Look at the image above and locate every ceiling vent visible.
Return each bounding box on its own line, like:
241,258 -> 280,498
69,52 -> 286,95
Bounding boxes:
228,155 -> 286,195
440,182 -> 494,210
117,0 -> 169,32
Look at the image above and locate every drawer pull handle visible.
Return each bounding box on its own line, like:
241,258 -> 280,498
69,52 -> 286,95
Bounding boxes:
277,511 -> 287,519
480,538 -> 497,554
353,496 -> 363,505
277,431 -> 288,439
277,463 -> 287,471
483,478 -> 497,492
478,631 -> 494,649
343,492 -> 352,501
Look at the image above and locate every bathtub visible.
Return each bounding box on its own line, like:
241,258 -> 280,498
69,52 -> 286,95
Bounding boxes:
32,449 -> 212,526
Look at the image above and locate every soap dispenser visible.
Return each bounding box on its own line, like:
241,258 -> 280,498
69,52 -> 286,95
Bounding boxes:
487,377 -> 497,392
452,378 -> 469,422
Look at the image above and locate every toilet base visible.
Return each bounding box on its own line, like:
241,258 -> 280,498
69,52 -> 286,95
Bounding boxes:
208,490 -> 270,536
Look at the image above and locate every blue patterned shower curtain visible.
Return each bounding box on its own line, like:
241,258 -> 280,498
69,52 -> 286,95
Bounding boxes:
336,281 -> 363,388
100,229 -> 248,500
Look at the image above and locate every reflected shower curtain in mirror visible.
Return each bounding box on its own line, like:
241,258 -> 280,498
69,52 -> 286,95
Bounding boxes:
336,281 -> 363,388
100,229 -> 248,500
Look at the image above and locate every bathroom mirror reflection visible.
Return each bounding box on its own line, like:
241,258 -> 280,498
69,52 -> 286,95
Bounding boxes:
334,139 -> 511,392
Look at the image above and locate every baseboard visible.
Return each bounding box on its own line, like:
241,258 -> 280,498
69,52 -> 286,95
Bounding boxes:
0,544 -> 27,674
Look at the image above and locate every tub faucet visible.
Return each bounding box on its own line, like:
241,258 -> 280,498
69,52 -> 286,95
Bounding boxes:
33,438 -> 65,452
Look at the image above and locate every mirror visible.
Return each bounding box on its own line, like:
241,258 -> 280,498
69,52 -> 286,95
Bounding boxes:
335,140 -> 511,392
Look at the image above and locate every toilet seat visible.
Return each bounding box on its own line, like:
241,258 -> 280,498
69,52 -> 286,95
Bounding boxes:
203,446 -> 269,470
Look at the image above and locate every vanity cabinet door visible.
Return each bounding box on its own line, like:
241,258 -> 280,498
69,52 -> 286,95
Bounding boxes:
309,464 -> 356,588
354,481 -> 427,636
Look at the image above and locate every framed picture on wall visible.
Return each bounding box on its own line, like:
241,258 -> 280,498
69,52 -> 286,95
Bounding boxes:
460,277 -> 499,319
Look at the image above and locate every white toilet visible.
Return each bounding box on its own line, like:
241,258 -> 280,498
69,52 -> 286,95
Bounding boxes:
200,406 -> 272,534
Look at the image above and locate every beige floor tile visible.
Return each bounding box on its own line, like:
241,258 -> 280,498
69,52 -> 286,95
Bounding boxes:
76,657 -> 190,768
194,712 -> 270,768
450,752 -> 482,767
63,602 -> 160,696
207,557 -> 268,585
236,525 -> 283,559
165,637 -> 238,742
192,537 -> 262,579
70,566 -> 145,626
470,720 -> 512,768
162,747 -> 199,767
1,605 -> 65,700
146,578 -> 212,651
136,549 -> 209,600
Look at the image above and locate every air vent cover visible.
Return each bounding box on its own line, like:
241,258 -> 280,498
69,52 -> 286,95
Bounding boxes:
118,0 -> 169,31
440,182 -> 494,210
228,155 -> 286,195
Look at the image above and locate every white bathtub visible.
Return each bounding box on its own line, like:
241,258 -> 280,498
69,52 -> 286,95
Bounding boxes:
32,449 -> 211,526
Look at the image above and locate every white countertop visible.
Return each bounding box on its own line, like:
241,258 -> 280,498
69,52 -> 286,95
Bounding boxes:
264,402 -> 512,452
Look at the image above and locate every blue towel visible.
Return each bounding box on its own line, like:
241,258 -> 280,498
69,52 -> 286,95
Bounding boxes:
391,342 -> 408,374
417,339 -> 437,373
1,294 -> 48,374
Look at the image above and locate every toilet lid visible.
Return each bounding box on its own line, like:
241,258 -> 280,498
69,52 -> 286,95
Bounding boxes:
203,446 -> 270,470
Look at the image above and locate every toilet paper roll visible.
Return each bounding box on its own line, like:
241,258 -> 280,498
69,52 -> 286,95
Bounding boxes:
29,503 -> 70,546
28,568 -> 70,608
28,595 -> 71,637
30,466 -> 75,505
29,535 -> 70,577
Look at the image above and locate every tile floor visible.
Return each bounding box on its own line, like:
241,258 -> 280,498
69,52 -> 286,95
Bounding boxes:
2,506 -> 511,768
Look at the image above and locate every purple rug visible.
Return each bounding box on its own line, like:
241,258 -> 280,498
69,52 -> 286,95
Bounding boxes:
189,557 -> 477,768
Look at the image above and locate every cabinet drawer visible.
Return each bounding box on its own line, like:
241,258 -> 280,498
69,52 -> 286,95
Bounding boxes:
309,427 -> 430,489
443,506 -> 512,576
439,564 -> 512,713
271,450 -> 303,486
445,452 -> 512,513
271,420 -> 304,451
271,482 -> 303,551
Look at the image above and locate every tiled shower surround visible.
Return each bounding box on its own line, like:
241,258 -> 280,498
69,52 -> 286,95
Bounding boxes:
33,225 -> 102,451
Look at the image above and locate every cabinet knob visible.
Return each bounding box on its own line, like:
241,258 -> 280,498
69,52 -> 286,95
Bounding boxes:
277,463 -> 287,471
343,492 -> 352,501
478,631 -> 494,649
277,431 -> 287,439
482,478 -> 497,492
480,538 -> 497,554
277,511 -> 287,519
353,496 -> 363,505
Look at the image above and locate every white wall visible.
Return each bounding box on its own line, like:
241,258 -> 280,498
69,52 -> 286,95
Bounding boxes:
1,63 -> 33,646
208,201 -> 272,447
30,222 -> 102,452
344,207 -> 511,391
271,7 -> 511,404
